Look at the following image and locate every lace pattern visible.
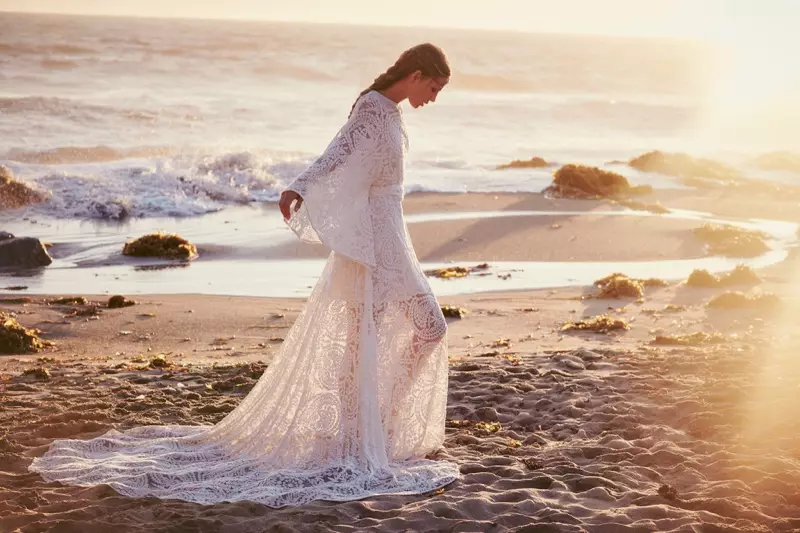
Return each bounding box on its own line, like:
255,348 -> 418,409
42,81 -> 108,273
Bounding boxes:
29,90 -> 459,507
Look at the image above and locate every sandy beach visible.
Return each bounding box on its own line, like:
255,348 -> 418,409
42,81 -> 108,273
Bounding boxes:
4,9 -> 800,532
3,186 -> 800,533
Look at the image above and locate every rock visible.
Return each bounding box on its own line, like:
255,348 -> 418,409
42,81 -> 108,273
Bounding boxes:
752,151 -> 800,173
88,200 -> 130,221
108,295 -> 136,308
122,232 -> 198,260
545,164 -> 652,199
0,231 -> 14,241
0,237 -> 53,268
496,157 -> 550,170
0,165 -> 48,209
628,151 -> 740,182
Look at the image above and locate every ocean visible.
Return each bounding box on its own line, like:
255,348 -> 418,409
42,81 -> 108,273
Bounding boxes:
1,11 -> 797,296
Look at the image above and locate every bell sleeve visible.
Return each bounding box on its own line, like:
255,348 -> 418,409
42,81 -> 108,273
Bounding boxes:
283,94 -> 385,268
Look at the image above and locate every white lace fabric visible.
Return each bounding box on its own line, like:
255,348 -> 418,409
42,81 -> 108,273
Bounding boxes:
29,91 -> 461,507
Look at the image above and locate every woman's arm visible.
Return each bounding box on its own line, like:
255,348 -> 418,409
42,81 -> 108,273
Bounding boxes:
280,95 -> 382,221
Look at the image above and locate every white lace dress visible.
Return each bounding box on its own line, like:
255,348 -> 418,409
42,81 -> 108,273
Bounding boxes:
29,90 -> 461,507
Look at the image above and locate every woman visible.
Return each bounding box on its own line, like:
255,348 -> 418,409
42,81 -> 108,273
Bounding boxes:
29,43 -> 459,508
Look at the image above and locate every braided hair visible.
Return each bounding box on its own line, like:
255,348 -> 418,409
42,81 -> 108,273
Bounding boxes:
350,43 -> 450,117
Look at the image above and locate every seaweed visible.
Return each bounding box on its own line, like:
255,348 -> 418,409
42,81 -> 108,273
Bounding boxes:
1,313 -> 47,354
122,232 -> 198,260
496,157 -> 549,170
561,314 -> 630,334
693,224 -> 769,258
544,164 -> 653,199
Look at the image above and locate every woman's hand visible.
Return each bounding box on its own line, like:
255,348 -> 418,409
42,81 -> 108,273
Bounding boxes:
279,190 -> 303,220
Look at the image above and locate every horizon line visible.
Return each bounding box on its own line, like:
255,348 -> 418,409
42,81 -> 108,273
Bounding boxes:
0,8 -> 707,44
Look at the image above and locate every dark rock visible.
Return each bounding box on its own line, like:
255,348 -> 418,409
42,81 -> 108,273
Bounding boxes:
0,165 -> 48,209
0,237 -> 53,268
108,295 -> 136,308
545,164 -> 652,199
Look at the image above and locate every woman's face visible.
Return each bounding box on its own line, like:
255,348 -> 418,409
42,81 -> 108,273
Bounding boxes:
407,73 -> 449,109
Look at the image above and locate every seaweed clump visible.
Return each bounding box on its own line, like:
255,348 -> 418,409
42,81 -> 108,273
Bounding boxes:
496,157 -> 550,170
592,273 -> 667,299
707,291 -> 780,310
1,313 -> 48,354
693,224 -> 769,258
425,263 -> 490,279
51,296 -> 88,305
441,305 -> 468,318
561,314 -> 629,334
545,164 -> 652,199
686,265 -> 760,288
628,151 -> 740,182
651,332 -> 726,346
122,233 -> 198,260
22,367 -> 51,380
752,151 -> 800,173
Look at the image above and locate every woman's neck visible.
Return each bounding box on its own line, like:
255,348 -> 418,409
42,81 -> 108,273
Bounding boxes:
378,82 -> 407,104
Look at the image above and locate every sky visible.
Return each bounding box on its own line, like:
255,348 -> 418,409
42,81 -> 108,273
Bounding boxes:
1,0 -> 798,43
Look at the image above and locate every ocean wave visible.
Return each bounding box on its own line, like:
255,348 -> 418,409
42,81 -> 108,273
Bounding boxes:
40,59 -> 79,70
4,146 -> 178,165
0,42 -> 94,56
0,96 -> 205,126
3,152 -> 285,220
0,96 -> 105,116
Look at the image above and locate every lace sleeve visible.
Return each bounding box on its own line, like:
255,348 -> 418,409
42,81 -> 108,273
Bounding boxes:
282,93 -> 389,268
285,99 -> 381,198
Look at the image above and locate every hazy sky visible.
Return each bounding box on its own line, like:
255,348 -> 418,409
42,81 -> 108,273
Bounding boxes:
1,0 -> 797,42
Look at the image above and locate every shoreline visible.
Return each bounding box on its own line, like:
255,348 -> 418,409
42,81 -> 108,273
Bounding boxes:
2,190 -> 798,298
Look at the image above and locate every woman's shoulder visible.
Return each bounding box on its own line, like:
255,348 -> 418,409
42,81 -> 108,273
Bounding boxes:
355,90 -> 400,115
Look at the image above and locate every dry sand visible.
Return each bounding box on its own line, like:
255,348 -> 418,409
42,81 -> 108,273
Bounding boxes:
2,189 -> 800,532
